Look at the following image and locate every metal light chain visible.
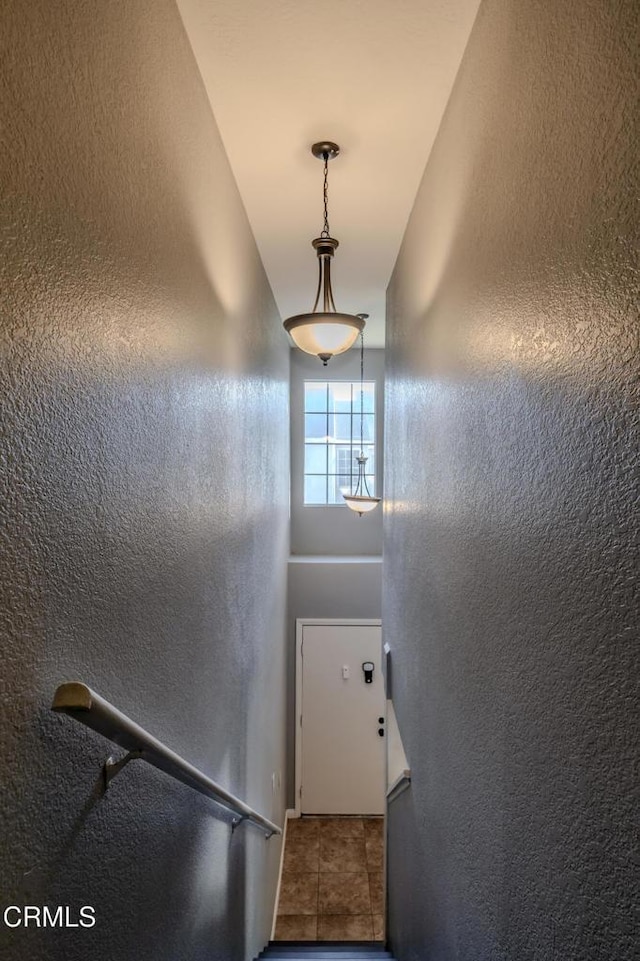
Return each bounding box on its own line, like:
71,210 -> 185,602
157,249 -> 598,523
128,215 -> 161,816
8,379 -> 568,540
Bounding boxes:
359,331 -> 365,453
357,332 -> 374,499
321,152 -> 330,238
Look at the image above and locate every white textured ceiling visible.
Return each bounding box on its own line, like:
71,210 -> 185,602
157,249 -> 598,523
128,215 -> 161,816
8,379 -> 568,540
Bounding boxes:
176,0 -> 481,346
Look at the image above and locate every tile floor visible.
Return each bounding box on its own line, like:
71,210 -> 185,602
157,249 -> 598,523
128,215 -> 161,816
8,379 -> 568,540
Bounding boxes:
274,816 -> 384,941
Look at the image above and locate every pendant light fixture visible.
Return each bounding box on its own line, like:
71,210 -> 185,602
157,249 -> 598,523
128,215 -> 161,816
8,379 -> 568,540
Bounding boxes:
283,142 -> 366,365
343,331 -> 381,516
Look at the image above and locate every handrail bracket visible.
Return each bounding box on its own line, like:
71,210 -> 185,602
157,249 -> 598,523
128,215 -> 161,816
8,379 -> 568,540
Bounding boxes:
103,750 -> 143,790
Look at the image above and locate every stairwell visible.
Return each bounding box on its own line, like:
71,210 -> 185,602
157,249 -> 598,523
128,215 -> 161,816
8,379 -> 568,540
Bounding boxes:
255,942 -> 395,959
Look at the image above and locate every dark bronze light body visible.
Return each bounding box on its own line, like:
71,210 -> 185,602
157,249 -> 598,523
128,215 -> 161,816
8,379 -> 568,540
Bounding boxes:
283,141 -> 367,365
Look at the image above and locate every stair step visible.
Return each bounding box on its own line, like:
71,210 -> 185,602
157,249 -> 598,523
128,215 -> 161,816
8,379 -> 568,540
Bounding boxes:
257,943 -> 393,959
264,944 -> 388,950
259,955 -> 391,960
258,944 -> 393,960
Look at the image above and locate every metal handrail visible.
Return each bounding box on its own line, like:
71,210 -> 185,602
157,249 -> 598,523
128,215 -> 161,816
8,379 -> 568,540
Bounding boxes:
386,769 -> 412,804
52,682 -> 281,838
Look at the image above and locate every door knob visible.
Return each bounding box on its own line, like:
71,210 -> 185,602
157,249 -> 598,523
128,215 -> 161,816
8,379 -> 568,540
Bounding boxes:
378,717 -> 385,724
378,728 -> 385,737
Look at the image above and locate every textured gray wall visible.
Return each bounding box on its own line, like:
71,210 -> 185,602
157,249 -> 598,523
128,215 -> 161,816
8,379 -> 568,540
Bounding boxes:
0,2 -> 288,960
383,1 -> 639,959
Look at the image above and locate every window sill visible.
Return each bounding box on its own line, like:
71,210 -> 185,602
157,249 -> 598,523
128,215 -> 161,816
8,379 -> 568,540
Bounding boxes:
288,555 -> 382,563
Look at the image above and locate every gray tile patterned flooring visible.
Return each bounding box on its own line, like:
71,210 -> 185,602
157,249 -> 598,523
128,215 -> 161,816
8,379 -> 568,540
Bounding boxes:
275,816 -> 384,941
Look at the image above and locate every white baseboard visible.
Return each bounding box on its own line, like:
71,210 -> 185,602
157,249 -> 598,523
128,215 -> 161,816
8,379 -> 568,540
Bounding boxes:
270,809 -> 296,940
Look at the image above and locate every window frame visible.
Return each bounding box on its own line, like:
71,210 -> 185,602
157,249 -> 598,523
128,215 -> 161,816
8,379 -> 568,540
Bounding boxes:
302,378 -> 377,508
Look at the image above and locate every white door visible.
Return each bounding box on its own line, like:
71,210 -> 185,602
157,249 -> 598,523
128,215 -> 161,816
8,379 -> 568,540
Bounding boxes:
299,621 -> 385,815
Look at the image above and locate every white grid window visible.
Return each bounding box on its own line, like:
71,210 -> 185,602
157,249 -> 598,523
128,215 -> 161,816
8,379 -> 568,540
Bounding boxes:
304,381 -> 376,505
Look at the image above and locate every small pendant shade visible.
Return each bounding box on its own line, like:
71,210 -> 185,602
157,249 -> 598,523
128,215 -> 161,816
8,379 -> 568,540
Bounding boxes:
343,496 -> 381,515
343,455 -> 381,517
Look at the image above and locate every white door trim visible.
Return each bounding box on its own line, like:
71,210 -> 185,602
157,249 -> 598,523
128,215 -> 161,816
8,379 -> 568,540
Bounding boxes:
294,617 -> 383,817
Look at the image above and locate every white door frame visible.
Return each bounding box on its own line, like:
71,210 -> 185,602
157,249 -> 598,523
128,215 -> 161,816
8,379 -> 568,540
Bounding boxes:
294,617 -> 383,817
